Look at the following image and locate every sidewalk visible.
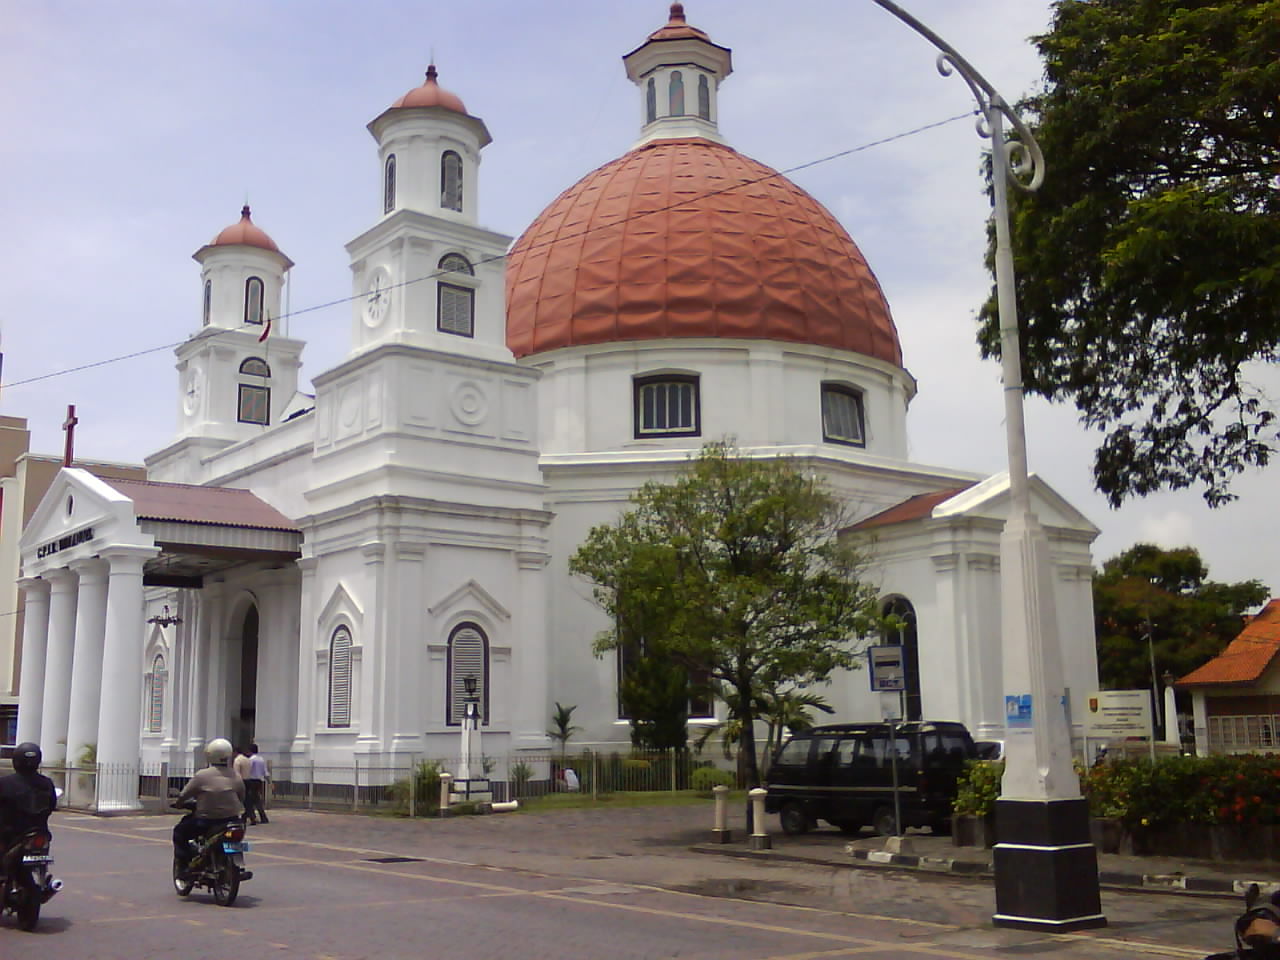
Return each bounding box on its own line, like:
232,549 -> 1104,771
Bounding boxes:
690,824 -> 1280,897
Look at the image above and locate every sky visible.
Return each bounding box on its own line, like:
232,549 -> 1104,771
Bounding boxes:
2,0 -> 1276,596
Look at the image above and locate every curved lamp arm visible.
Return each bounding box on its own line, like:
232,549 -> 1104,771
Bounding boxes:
869,0 -> 1044,192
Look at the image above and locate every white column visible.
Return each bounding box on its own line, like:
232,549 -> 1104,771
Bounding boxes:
514,551 -> 550,747
96,547 -> 155,811
64,558 -> 109,768
39,569 -> 79,765
14,578 -> 51,745
291,557 -> 317,757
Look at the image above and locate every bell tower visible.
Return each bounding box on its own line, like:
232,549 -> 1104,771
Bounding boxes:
346,65 -> 512,363
175,206 -> 304,447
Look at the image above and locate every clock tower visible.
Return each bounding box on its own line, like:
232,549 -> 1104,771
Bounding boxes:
345,65 -> 512,363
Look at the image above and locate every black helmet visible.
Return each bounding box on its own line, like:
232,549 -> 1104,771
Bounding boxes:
12,742 -> 41,773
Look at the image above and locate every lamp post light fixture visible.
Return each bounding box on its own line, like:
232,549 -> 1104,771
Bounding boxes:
146,604 -> 182,628
458,673 -> 482,784
869,0 -> 1104,931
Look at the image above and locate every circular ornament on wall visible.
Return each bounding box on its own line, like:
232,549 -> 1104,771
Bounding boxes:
450,380 -> 488,426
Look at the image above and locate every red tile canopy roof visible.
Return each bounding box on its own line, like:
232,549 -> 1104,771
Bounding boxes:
1178,599 -> 1280,687
103,478 -> 298,533
505,138 -> 903,364
848,486 -> 975,532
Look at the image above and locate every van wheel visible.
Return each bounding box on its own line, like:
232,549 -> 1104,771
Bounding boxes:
872,806 -> 899,837
779,801 -> 810,835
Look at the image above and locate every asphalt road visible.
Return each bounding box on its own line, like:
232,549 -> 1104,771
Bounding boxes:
0,807 -> 1242,959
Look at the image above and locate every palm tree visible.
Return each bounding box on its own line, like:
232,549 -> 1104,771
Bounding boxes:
547,702 -> 582,767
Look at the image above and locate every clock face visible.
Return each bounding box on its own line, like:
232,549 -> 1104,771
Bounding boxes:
364,266 -> 393,327
183,367 -> 202,415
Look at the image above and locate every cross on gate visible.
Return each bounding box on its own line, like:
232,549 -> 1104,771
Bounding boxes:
62,404 -> 78,467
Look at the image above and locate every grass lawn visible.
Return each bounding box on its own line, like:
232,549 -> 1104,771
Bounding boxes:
513,789 -> 747,813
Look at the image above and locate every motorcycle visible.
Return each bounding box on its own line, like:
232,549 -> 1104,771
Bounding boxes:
170,801 -> 253,907
1205,882 -> 1280,959
1,828 -> 62,931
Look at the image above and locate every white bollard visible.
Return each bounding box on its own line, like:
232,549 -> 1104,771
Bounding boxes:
439,772 -> 453,816
749,787 -> 771,850
491,800 -> 519,813
711,784 -> 732,843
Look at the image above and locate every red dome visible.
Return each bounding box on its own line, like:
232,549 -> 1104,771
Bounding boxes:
211,205 -> 281,254
391,64 -> 467,113
506,138 -> 901,364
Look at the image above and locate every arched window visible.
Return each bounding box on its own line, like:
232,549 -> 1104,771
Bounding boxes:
328,626 -> 352,728
238,357 -> 271,425
697,74 -> 710,120
646,77 -> 657,123
668,70 -> 685,117
881,597 -> 921,722
384,154 -> 397,214
437,253 -> 475,337
447,623 -> 489,726
202,280 -> 212,326
145,653 -> 167,733
634,374 -> 700,437
441,151 -> 463,211
244,276 -> 264,326
821,384 -> 866,447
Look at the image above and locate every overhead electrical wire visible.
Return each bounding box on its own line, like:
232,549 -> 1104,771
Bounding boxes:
0,109 -> 975,393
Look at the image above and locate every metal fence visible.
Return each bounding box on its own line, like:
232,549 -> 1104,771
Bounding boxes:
39,747 -> 739,815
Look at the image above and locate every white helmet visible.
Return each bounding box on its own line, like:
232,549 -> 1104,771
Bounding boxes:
205,738 -> 234,765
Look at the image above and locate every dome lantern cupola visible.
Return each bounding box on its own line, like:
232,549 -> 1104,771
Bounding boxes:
622,3 -> 732,146
192,205 -> 292,332
367,63 -> 492,224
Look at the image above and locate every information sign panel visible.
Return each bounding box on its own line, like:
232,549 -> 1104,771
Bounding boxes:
868,645 -> 905,692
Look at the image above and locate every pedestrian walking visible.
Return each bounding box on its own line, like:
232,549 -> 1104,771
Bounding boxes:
245,744 -> 269,825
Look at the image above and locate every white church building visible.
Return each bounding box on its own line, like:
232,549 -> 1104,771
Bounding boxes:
14,4 -> 1100,807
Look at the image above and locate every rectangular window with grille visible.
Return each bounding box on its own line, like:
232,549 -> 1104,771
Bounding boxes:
438,283 -> 474,337
635,377 -> 700,437
238,384 -> 270,425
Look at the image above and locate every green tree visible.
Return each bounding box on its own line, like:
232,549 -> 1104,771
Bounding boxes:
569,441 -> 882,789
979,0 -> 1280,507
546,702 -> 581,766
618,640 -> 693,751
1093,543 -> 1267,689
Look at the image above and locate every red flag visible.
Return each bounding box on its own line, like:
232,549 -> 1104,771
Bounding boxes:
258,312 -> 272,343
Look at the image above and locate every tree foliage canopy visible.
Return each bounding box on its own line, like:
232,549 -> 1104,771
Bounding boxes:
980,0 -> 1280,506
569,442 -> 882,786
1093,543 -> 1267,689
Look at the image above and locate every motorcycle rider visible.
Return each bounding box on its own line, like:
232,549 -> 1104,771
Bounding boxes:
172,738 -> 245,869
0,743 -> 57,860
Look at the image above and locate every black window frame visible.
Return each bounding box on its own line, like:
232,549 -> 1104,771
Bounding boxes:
821,383 -> 866,447
244,276 -> 264,326
441,150 -> 463,212
634,375 -> 701,438
384,153 -> 397,214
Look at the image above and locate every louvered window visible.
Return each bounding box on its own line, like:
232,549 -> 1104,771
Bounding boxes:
238,357 -> 271,425
438,283 -> 474,337
146,654 -> 166,733
202,280 -> 212,326
646,78 -> 656,123
698,75 -> 710,120
447,624 -> 488,726
669,70 -> 685,117
328,626 -> 352,728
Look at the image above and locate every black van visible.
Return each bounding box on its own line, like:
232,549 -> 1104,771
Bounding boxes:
764,721 -> 977,836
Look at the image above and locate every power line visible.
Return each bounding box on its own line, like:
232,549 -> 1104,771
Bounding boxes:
0,110 -> 976,393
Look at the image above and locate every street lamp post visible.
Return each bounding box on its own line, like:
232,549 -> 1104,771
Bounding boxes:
458,673 -> 481,784
870,1 -> 1104,930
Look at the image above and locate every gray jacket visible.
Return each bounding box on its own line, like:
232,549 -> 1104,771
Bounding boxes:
178,764 -> 245,820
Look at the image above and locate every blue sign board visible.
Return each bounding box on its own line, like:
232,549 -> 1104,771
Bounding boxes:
1006,694 -> 1033,729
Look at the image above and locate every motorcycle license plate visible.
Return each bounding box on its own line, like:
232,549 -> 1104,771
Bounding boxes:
222,841 -> 249,853
21,855 -> 52,863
